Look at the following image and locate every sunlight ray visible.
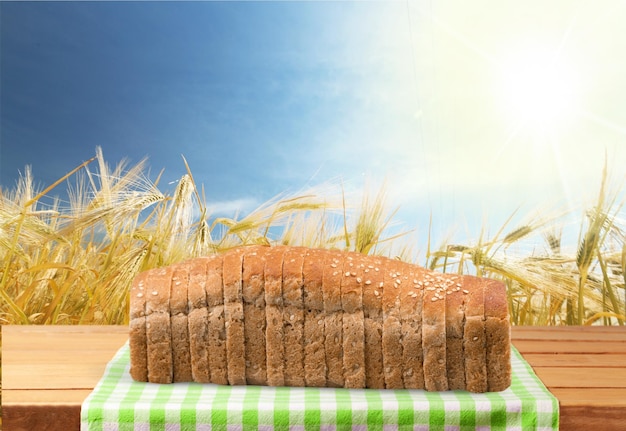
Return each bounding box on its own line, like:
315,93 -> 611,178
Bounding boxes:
428,14 -> 497,66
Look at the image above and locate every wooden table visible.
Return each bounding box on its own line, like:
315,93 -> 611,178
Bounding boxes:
2,325 -> 626,431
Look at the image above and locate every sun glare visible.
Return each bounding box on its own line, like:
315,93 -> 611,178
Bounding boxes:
496,48 -> 580,135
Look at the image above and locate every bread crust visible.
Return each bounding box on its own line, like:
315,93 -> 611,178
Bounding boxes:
399,263 -> 425,389
463,275 -> 487,393
302,247 -> 327,387
145,266 -> 174,383
129,270 -> 149,382
223,247 -> 246,385
242,245 -> 270,385
422,270 -> 449,391
264,246 -> 286,386
322,249 -> 344,387
361,255 -> 385,389
282,246 -> 306,386
382,258 -> 404,388
206,254 -> 228,385
340,251 -> 366,388
170,264 -> 193,382
484,278 -> 511,391
187,257 -> 211,383
445,274 -> 466,390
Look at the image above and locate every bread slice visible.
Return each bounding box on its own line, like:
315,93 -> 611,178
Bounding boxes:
484,278 -> 512,391
399,264 -> 425,389
463,275 -> 487,393
302,247 -> 327,387
340,251 -> 366,388
206,254 -> 228,385
187,257 -> 210,383
445,275 -> 466,390
381,258 -> 404,388
170,264 -> 193,382
223,247 -> 246,385
421,270 -> 448,391
361,255 -> 385,389
145,266 -> 174,383
264,246 -> 287,386
242,245 -> 270,385
322,249 -> 345,388
282,246 -> 306,387
129,270 -> 149,382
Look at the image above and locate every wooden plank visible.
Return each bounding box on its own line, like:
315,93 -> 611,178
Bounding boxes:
4,362 -> 119,390
2,325 -> 128,391
5,349 -> 124,365
550,388 -> 626,406
3,389 -> 94,404
513,326 -> 626,340
558,405 -> 626,431
520,353 -> 626,367
3,325 -> 126,334
3,325 -> 128,351
2,404 -> 80,431
531,366 -> 626,388
513,339 -> 626,354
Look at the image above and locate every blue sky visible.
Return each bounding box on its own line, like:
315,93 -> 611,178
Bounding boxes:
2,1 -> 626,247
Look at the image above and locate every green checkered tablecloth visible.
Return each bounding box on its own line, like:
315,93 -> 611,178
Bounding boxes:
81,343 -> 558,430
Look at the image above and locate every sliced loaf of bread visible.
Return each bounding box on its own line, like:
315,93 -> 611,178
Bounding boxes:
129,246 -> 511,392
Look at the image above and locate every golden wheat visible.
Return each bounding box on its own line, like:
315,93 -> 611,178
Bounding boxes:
0,147 -> 624,327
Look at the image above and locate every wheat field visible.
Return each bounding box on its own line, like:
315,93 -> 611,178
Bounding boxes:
1,147 -> 624,327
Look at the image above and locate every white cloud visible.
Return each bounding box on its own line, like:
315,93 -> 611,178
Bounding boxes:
207,197 -> 259,217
